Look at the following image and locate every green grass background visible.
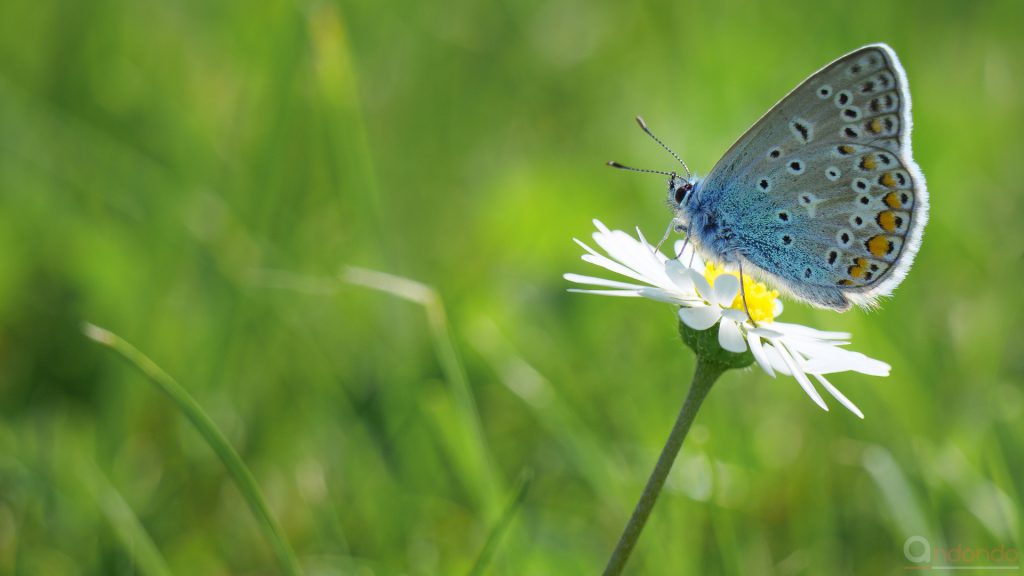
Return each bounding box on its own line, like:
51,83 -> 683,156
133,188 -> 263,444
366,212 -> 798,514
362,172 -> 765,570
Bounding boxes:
1,0 -> 1022,573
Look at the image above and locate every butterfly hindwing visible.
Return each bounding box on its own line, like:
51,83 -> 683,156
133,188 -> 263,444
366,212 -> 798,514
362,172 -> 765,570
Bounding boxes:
698,44 -> 928,310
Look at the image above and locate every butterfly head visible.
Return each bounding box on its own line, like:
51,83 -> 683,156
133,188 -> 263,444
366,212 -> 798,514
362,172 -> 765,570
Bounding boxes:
667,174 -> 704,235
669,175 -> 693,209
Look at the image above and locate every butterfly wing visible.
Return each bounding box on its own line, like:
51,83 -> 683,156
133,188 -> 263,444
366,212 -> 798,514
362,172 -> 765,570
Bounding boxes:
699,43 -> 928,310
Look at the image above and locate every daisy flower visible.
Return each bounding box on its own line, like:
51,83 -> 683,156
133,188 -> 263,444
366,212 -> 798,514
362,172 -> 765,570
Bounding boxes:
565,220 -> 891,418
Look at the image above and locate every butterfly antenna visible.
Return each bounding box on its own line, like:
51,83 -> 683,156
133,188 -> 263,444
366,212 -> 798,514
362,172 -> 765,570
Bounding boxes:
635,116 -> 691,181
606,161 -> 676,178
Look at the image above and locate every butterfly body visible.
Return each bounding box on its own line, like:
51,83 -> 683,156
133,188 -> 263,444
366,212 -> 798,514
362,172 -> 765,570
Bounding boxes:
665,43 -> 928,311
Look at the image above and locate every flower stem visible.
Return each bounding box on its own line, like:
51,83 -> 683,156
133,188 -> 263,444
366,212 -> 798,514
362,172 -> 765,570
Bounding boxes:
603,356 -> 726,575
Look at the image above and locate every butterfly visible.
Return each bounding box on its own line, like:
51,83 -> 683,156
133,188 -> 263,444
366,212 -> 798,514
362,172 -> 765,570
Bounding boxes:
611,43 -> 928,312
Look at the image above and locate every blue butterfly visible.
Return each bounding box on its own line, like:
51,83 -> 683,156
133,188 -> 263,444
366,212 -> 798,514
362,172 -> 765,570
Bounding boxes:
612,43 -> 928,312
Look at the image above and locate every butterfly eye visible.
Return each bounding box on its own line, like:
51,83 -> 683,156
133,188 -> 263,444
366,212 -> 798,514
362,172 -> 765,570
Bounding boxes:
674,182 -> 692,205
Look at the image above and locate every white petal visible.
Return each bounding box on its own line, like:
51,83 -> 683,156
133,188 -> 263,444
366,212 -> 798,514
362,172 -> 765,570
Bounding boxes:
581,254 -> 654,286
563,273 -> 647,290
687,269 -> 713,302
614,228 -> 664,271
672,239 -> 688,261
665,260 -> 695,294
718,319 -> 747,353
802,352 -> 891,376
762,341 -> 793,376
569,224 -> 711,303
849,355 -> 891,376
673,240 -> 705,269
679,305 -> 722,331
775,340 -> 829,411
567,289 -> 642,297
782,339 -> 889,376
770,321 -> 850,341
813,374 -> 864,419
581,222 -> 693,293
782,337 -> 852,358
747,332 -> 775,377
722,308 -> 749,324
593,230 -> 663,283
634,226 -> 663,261
712,274 -> 740,308
591,230 -> 634,265
573,237 -> 601,258
638,287 -> 701,304
749,325 -> 786,339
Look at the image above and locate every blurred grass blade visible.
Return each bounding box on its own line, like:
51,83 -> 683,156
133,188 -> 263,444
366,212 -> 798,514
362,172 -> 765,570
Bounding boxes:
307,2 -> 387,257
926,443 -> 1019,541
468,469 -> 533,576
83,323 -> 304,576
862,445 -> 930,538
77,455 -> 175,576
468,318 -> 625,510
342,266 -> 504,516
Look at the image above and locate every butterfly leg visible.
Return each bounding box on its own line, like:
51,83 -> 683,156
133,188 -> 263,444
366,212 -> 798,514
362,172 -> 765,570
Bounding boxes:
674,224 -> 691,260
738,260 -> 758,328
676,234 -> 690,260
654,218 -> 677,253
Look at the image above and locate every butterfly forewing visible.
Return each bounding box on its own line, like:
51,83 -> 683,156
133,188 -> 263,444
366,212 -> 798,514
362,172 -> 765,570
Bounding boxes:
700,44 -> 927,309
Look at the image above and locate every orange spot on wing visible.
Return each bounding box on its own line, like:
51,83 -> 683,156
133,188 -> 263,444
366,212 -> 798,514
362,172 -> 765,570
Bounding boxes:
848,257 -> 872,279
877,211 -> 897,232
884,191 -> 902,208
880,172 -> 897,187
869,118 -> 883,134
860,155 -> 877,170
867,235 -> 892,257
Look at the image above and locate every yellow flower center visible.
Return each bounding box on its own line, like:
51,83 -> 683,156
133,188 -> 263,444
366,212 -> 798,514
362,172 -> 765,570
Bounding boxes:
703,263 -> 779,323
